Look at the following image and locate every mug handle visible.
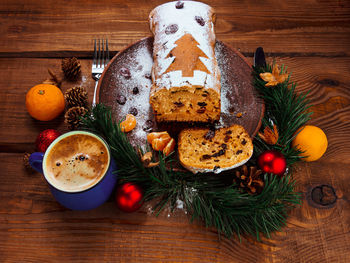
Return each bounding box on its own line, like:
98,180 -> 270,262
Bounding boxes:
29,152 -> 44,174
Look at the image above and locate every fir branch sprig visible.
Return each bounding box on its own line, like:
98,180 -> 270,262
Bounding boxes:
253,63 -> 313,165
81,104 -> 301,240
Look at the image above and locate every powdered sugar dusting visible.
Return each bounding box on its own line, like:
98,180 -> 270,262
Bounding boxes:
214,41 -> 259,129
98,39 -> 155,146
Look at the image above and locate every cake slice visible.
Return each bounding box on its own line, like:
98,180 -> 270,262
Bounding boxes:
178,125 -> 253,174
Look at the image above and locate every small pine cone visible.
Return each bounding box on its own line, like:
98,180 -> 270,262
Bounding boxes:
23,152 -> 35,171
234,165 -> 264,195
64,86 -> 88,108
64,106 -> 88,130
61,57 -> 81,81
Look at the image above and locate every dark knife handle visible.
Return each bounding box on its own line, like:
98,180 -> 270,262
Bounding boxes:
254,47 -> 266,68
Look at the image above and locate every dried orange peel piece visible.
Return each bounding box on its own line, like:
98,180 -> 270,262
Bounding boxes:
120,114 -> 136,132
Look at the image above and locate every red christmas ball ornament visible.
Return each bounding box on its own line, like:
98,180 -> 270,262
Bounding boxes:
35,129 -> 61,152
258,150 -> 287,176
116,182 -> 144,212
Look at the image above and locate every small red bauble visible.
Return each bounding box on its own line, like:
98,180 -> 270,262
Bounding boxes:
115,182 -> 144,213
35,129 -> 61,152
257,150 -> 287,176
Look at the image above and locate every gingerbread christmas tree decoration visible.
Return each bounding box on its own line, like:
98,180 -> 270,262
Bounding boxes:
165,33 -> 210,77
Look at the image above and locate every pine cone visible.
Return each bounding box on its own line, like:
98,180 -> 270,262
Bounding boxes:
64,86 -> 88,108
23,152 -> 35,172
64,106 -> 88,130
61,57 -> 81,81
234,165 -> 264,194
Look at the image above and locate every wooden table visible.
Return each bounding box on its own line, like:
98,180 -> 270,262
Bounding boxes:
1,0 -> 349,262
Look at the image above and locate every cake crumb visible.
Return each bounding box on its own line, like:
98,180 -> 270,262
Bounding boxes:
236,112 -> 243,118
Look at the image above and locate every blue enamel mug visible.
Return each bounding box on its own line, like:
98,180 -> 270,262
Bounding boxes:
29,130 -> 117,210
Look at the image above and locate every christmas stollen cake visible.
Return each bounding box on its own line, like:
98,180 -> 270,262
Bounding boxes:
178,125 -> 253,174
149,1 -> 221,123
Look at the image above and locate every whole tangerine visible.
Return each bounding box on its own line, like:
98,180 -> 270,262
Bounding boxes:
292,125 -> 328,162
26,84 -> 65,121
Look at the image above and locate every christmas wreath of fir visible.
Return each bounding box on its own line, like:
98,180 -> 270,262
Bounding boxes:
80,56 -> 312,240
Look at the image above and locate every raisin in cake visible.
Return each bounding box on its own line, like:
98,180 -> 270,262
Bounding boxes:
178,125 -> 253,174
149,1 -> 221,123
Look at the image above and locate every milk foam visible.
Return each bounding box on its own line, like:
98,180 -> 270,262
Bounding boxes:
44,132 -> 110,192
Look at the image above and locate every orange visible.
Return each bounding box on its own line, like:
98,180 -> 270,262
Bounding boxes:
26,84 -> 65,121
151,134 -> 171,151
120,114 -> 136,132
147,131 -> 175,153
147,131 -> 171,151
147,131 -> 170,144
163,138 -> 175,156
292,125 -> 328,162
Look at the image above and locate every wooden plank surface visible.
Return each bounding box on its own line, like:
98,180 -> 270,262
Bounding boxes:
0,0 -> 350,262
0,153 -> 350,263
0,0 -> 350,56
1,153 -> 349,262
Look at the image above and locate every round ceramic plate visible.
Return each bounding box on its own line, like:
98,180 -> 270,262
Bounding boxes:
97,37 -> 264,147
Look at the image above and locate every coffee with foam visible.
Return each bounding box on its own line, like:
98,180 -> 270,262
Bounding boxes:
44,132 -> 110,192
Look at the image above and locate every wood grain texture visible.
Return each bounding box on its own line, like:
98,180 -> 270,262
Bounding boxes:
0,157 -> 349,262
0,0 -> 350,262
0,0 -> 350,55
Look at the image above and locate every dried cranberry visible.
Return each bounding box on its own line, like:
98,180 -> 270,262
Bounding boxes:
175,1 -> 184,9
212,149 -> 226,158
116,94 -> 126,105
197,102 -> 207,107
165,24 -> 179,34
132,87 -> 139,94
204,129 -> 215,140
201,154 -> 211,160
120,67 -> 131,79
196,108 -> 206,113
174,101 -> 184,107
128,107 -> 138,116
224,135 -> 231,143
195,16 -> 205,26
144,73 -> 152,79
142,120 -> 154,132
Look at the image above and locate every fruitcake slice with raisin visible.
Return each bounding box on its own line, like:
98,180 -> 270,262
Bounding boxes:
178,125 -> 253,174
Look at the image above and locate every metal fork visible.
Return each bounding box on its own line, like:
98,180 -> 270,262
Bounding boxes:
92,39 -> 109,106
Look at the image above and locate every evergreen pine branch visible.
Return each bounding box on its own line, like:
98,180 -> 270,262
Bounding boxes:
81,103 -> 302,240
252,64 -> 313,165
